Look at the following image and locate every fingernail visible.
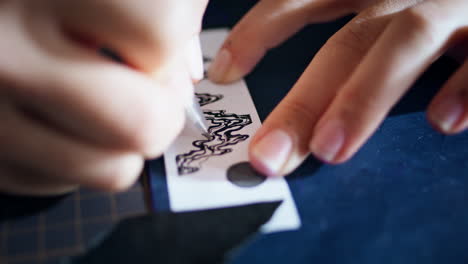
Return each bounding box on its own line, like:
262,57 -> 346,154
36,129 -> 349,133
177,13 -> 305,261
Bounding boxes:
310,120 -> 345,163
430,96 -> 464,133
250,130 -> 293,177
208,48 -> 232,82
186,35 -> 204,82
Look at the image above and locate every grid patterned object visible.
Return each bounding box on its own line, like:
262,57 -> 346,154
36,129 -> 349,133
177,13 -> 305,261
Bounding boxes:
0,183 -> 147,264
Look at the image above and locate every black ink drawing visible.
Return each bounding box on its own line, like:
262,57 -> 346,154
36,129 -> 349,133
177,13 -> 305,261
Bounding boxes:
176,109 -> 252,175
195,93 -> 223,107
203,56 -> 212,78
203,56 -> 212,63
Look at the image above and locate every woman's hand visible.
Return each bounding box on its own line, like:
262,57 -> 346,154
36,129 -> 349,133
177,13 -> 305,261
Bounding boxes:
208,0 -> 468,177
0,0 -> 207,195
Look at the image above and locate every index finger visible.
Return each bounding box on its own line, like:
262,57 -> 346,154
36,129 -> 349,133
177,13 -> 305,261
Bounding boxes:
0,6 -> 187,157
248,4 -> 399,176
207,0 -> 373,84
48,0 -> 208,73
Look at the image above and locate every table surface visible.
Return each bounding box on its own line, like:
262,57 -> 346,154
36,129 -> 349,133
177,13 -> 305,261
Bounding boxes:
0,184 -> 147,264
151,1 -> 468,264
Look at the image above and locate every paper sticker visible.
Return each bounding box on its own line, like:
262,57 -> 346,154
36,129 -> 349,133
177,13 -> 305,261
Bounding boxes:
164,29 -> 301,233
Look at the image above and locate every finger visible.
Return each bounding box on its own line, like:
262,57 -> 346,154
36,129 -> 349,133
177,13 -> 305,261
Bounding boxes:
428,60 -> 468,134
249,6 -> 397,177
46,0 -> 208,73
447,39 -> 468,63
157,50 -> 196,112
186,35 -> 204,82
309,0 -> 465,163
15,58 -> 187,158
207,0 -> 376,83
0,101 -> 144,193
0,11 -> 187,157
0,164 -> 78,196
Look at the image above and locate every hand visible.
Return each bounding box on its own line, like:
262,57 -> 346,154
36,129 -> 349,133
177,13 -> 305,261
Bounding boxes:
0,0 -> 207,195
208,0 -> 468,177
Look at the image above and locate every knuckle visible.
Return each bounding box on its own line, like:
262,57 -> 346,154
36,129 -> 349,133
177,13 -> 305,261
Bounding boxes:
338,88 -> 379,120
303,0 -> 369,18
228,17 -> 277,54
330,0 -> 367,12
279,98 -> 320,127
229,23 -> 262,50
325,35 -> 367,58
326,21 -> 376,56
405,7 -> 433,31
401,4 -> 445,44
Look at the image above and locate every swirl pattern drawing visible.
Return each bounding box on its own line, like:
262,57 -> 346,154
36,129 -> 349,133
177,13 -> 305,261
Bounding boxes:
195,93 -> 223,107
176,94 -> 252,175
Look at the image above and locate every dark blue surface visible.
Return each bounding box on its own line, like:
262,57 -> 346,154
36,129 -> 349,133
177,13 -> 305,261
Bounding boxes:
229,113 -> 468,264
148,113 -> 468,264
6,229 -> 39,256
45,224 -> 77,251
147,1 -> 468,263
80,196 -> 113,219
115,191 -> 147,216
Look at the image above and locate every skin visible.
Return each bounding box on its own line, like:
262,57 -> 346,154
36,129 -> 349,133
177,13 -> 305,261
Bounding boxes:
0,0 -> 208,195
208,0 -> 468,177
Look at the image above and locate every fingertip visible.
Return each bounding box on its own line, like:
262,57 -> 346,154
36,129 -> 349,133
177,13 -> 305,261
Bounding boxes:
427,95 -> 465,134
309,119 -> 346,164
207,48 -> 232,83
94,153 -> 144,192
249,155 -> 281,178
455,120 -> 468,134
222,65 -> 247,84
207,48 -> 246,84
312,153 -> 349,165
249,129 -> 293,177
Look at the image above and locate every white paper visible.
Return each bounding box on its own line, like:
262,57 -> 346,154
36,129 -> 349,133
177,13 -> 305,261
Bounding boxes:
164,29 -> 301,233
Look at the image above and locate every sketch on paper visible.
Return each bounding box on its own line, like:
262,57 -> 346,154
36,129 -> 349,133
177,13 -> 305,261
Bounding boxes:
203,56 -> 213,63
176,103 -> 252,175
195,93 -> 223,107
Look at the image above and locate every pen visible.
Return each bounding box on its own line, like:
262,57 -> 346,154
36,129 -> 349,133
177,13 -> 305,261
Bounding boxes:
185,35 -> 210,135
185,94 -> 209,135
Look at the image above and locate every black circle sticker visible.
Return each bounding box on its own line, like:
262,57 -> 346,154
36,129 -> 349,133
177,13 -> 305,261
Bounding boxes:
227,162 -> 266,188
